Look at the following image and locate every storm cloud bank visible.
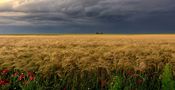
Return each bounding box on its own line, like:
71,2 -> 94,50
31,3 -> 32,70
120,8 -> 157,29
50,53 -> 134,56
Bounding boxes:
0,0 -> 175,33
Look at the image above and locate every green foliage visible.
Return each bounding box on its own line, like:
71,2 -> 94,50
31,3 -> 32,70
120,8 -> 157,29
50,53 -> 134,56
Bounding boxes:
161,63 -> 175,90
109,76 -> 122,90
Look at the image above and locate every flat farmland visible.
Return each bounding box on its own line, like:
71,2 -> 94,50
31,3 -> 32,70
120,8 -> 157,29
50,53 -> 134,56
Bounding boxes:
0,34 -> 175,90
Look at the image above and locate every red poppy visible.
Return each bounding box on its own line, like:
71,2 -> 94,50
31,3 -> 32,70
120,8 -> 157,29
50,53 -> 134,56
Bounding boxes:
12,72 -> 19,77
27,71 -> 34,77
18,73 -> 25,81
126,70 -> 134,76
0,79 -> 9,85
1,69 -> 9,75
136,79 -> 144,85
29,76 -> 35,81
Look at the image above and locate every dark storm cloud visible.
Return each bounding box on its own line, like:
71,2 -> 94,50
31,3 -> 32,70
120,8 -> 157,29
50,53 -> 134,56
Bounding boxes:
0,0 -> 174,25
0,0 -> 175,33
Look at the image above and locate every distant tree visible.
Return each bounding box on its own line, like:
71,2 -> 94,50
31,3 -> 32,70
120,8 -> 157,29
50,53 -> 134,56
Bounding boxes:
96,32 -> 104,34
96,32 -> 99,34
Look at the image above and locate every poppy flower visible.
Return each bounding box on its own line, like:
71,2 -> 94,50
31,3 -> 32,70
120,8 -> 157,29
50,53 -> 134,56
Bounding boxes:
12,72 -> 19,77
136,79 -> 144,85
29,76 -> 35,81
27,71 -> 34,77
126,70 -> 134,76
1,69 -> 9,75
18,73 -> 25,81
0,79 -> 9,85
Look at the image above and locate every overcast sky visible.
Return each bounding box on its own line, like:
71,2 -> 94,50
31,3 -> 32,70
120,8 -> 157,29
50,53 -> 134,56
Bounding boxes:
0,0 -> 175,34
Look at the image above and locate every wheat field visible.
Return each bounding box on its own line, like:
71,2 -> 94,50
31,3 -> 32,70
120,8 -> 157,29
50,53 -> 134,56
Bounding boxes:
0,34 -> 175,89
0,35 -> 175,74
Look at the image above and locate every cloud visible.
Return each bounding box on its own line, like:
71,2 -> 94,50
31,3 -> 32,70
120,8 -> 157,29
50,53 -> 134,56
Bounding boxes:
0,0 -> 175,26
0,1 -> 13,11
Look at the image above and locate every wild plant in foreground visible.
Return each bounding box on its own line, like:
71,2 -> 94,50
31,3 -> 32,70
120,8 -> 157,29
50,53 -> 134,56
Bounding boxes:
109,76 -> 122,90
161,63 -> 175,90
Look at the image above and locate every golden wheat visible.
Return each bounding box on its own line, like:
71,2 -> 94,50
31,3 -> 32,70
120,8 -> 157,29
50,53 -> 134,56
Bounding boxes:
0,35 -> 175,76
